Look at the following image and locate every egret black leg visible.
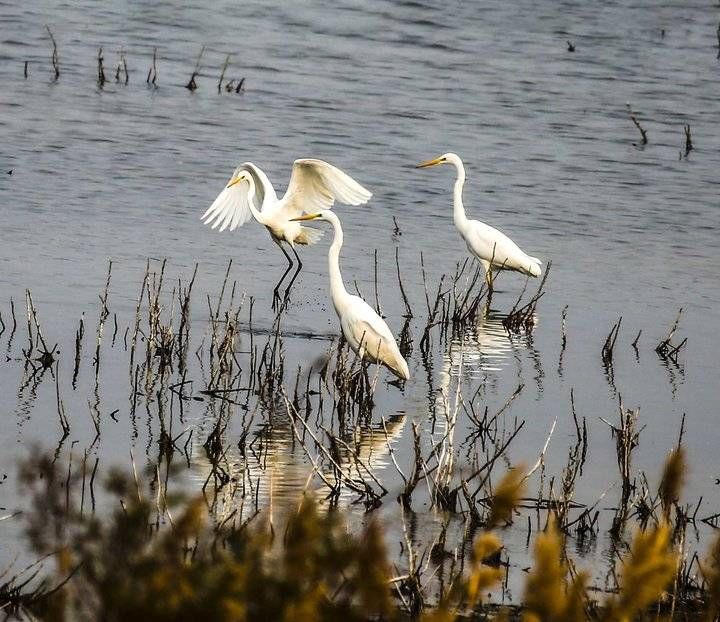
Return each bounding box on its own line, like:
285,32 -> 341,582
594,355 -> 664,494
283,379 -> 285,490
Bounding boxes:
282,244 -> 303,305
272,242 -> 294,311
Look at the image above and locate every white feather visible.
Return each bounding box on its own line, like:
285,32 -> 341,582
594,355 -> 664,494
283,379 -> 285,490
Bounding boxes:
280,158 -> 372,218
201,178 -> 253,232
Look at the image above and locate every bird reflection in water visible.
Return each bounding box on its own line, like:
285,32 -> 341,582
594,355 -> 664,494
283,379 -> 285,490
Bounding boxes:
444,309 -> 539,379
190,363 -> 406,515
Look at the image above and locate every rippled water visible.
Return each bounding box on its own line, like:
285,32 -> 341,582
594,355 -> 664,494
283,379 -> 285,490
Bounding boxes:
1,0 -> 719,603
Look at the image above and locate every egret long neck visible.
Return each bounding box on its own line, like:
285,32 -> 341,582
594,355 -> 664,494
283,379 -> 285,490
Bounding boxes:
243,162 -> 278,212
328,216 -> 349,309
452,160 -> 469,230
245,180 -> 264,223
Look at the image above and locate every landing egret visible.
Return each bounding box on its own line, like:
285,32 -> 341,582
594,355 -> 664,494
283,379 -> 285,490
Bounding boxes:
416,153 -> 541,291
290,210 -> 410,381
201,159 -> 372,308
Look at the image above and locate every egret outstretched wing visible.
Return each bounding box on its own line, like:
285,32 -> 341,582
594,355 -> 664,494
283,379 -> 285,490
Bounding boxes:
281,159 -> 372,218
201,171 -> 254,232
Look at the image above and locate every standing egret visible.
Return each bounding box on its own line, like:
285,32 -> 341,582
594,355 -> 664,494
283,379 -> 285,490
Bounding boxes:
416,153 -> 541,291
201,159 -> 372,308
290,210 -> 410,381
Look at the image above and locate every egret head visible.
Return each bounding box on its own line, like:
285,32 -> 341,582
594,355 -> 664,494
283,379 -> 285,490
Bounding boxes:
416,152 -> 461,169
289,209 -> 334,224
226,168 -> 252,188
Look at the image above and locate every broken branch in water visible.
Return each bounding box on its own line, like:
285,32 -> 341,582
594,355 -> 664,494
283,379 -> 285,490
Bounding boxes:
601,316 -> 622,368
146,47 -> 158,85
94,260 -> 112,377
395,247 -> 413,318
626,102 -> 648,146
683,124 -> 693,158
45,25 -> 59,80
503,261 -> 551,334
558,304 -> 568,375
97,48 -> 106,88
24,290 -> 57,369
218,54 -> 230,93
72,313 -> 84,389
185,45 -> 205,91
631,329 -> 641,352
656,307 -> 687,364
115,47 -> 129,84
601,396 -> 641,534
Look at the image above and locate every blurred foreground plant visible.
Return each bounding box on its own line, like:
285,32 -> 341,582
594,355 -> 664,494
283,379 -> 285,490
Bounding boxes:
1,451 -> 714,621
13,454 -> 395,622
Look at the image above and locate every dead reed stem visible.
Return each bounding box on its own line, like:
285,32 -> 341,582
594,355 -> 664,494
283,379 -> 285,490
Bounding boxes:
683,125 -> 693,158
656,308 -> 686,364
94,260 -> 112,377
45,25 -> 59,80
97,48 -> 106,88
218,54 -> 230,93
115,47 -> 129,84
185,45 -> 204,91
146,47 -> 158,85
627,102 -> 648,145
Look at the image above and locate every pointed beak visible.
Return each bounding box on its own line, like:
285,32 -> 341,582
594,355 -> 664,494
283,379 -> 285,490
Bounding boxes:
226,176 -> 242,188
290,213 -> 322,222
416,156 -> 445,169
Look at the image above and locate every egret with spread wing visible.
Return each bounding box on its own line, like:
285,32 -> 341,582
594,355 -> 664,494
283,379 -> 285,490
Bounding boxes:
417,153 -> 541,292
202,159 -> 372,308
291,210 -> 410,381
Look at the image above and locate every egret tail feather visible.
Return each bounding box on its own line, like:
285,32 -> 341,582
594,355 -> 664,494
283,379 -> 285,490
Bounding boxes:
296,226 -> 324,246
525,259 -> 542,278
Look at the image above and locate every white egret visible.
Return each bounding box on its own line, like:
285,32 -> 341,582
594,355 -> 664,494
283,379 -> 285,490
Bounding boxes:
201,159 -> 372,307
416,153 -> 541,291
290,210 -> 410,381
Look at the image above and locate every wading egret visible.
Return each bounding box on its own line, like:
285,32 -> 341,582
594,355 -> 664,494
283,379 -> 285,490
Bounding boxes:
201,159 -> 372,308
416,153 -> 541,291
290,210 -> 410,381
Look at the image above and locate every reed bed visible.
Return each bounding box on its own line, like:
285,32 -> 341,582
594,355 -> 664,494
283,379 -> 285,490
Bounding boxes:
0,256 -> 708,620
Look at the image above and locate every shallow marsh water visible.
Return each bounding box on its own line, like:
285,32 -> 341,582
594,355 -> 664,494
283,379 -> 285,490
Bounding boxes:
1,0 -> 719,604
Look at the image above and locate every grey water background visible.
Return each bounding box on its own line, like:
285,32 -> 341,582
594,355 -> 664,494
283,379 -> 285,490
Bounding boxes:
1,0 -> 719,600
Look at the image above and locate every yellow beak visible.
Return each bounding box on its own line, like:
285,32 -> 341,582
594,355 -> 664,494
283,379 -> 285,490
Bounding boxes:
226,176 -> 243,188
416,156 -> 445,169
290,213 -> 322,222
